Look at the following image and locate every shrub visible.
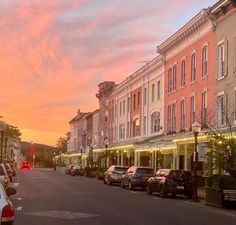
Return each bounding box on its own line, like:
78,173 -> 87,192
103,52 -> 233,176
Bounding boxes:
207,174 -> 236,189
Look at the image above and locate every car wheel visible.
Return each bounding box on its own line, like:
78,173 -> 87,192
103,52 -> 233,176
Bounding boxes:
128,181 -> 133,190
186,192 -> 192,199
121,180 -> 125,189
108,179 -> 112,186
160,185 -> 167,198
147,185 -> 152,195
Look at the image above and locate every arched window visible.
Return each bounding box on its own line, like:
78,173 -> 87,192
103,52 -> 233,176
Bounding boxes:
202,46 -> 208,77
173,65 -> 177,91
119,123 -> 125,140
181,59 -> 186,86
133,118 -> 140,137
151,112 -> 161,133
191,53 -> 197,81
168,67 -> 172,93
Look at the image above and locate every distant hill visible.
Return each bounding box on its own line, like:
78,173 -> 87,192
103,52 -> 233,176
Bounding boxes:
20,141 -> 55,151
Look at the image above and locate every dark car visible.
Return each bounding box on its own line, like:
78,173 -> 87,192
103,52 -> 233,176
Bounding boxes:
121,166 -> 154,190
20,161 -> 31,169
9,163 -> 16,176
104,165 -> 129,185
146,169 -> 193,198
71,166 -> 84,176
4,164 -> 13,182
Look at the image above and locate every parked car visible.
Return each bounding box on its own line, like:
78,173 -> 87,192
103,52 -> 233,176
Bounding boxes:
4,164 -> 13,182
0,182 -> 16,225
0,164 -> 11,189
121,166 -> 154,190
20,161 -> 31,170
104,165 -> 129,185
9,163 -> 16,177
71,166 -> 84,176
146,169 -> 193,198
65,165 -> 74,175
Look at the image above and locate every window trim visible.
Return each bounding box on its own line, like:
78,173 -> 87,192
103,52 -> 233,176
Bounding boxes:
191,52 -> 197,82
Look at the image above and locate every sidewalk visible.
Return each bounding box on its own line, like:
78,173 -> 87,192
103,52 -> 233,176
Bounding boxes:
186,187 -> 236,217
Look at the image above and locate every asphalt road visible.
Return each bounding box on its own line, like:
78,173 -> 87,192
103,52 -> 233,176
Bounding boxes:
10,168 -> 236,225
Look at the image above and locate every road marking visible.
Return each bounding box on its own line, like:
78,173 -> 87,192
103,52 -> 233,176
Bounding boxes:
130,191 -> 136,194
26,210 -> 100,220
17,198 -> 22,201
153,197 -> 159,200
16,207 -> 22,211
112,187 -> 120,189
13,182 -> 19,187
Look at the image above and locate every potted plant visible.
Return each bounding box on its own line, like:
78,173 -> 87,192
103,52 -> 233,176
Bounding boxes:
206,174 -> 236,207
96,167 -> 106,180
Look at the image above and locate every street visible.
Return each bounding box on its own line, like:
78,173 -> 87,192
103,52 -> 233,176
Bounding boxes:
11,168 -> 236,225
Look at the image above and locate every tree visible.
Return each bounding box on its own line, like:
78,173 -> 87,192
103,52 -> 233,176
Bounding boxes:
56,137 -> 67,153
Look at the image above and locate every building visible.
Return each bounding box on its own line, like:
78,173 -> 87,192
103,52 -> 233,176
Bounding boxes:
211,0 -> 236,131
157,8 -> 216,171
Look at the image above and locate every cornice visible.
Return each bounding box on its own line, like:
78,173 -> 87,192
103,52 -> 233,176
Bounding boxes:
157,9 -> 214,55
114,56 -> 164,95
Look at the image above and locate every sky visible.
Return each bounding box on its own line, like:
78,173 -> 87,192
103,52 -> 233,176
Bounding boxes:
0,0 -> 218,146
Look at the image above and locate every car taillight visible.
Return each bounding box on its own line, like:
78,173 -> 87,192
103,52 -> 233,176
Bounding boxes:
2,204 -> 14,222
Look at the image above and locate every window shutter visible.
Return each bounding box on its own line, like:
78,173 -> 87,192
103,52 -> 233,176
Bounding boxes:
224,40 -> 228,76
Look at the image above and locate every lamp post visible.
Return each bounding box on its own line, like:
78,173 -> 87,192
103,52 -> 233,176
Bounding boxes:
104,137 -> 108,169
80,148 -> 83,167
191,121 -> 202,202
0,121 -> 7,163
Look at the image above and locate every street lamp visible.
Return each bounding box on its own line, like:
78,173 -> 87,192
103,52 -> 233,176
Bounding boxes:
0,121 -> 7,163
104,137 -> 109,169
191,121 -> 202,202
80,148 -> 83,167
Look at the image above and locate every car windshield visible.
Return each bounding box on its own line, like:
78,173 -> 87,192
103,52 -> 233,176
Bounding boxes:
136,168 -> 153,175
114,167 -> 128,172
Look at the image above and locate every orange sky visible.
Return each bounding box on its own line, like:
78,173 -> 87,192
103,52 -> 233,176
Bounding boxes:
0,0 -> 217,146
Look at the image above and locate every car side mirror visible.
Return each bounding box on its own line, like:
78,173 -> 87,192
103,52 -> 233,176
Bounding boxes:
6,187 -> 17,196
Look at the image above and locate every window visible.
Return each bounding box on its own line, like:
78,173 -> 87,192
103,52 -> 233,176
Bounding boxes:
190,96 -> 195,125
173,65 -> 177,91
119,123 -> 125,140
143,116 -> 146,135
127,97 -> 130,113
234,37 -> 236,72
157,81 -> 161,100
218,42 -> 226,78
151,84 -> 155,102
127,121 -> 130,139
201,92 -> 207,124
123,100 -> 125,115
105,110 -> 108,122
151,111 -> 160,133
119,101 -> 122,116
217,95 -> 225,126
172,103 -> 176,131
138,92 -> 140,107
202,46 -> 208,77
168,67 -> 172,93
180,99 -> 185,129
191,53 -> 196,82
167,105 -> 172,131
133,118 -> 140,137
115,104 -> 117,118
133,94 -> 136,110
144,88 -> 147,106
181,59 -> 186,86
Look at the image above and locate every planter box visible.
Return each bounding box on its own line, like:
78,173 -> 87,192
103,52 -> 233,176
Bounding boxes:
205,187 -> 223,207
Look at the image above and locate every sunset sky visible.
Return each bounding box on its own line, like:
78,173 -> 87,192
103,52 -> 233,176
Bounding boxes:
0,0 -> 217,146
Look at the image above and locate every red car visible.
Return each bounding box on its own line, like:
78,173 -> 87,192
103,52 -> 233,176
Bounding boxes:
20,161 -> 31,169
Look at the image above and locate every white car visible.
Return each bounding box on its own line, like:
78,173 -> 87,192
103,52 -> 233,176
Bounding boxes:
0,164 -> 11,189
0,182 -> 16,225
